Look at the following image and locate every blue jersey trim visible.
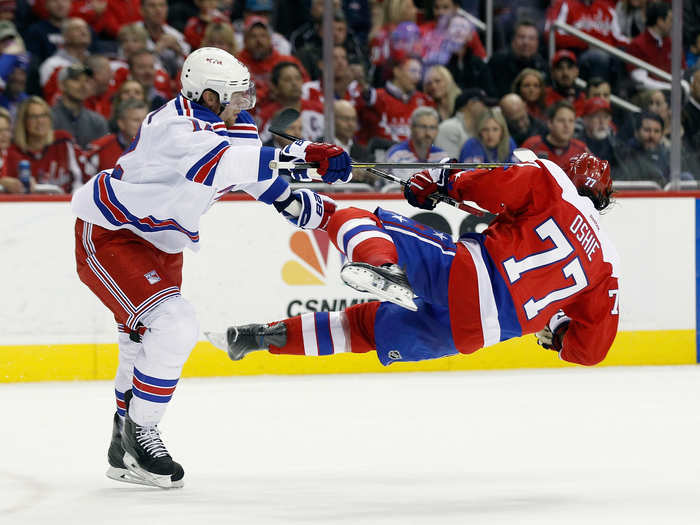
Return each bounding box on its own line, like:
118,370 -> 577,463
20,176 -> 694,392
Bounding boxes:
257,176 -> 289,204
257,147 -> 275,181
133,368 -> 179,387
314,312 -> 334,356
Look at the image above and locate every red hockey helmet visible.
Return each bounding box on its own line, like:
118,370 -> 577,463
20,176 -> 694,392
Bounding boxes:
566,153 -> 612,210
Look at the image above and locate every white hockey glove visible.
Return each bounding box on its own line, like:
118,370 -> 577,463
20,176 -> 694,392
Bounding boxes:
276,188 -> 337,230
280,140 -> 352,184
535,311 -> 571,351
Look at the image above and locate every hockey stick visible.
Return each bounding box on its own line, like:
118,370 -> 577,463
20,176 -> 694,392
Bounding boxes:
268,127 -> 486,216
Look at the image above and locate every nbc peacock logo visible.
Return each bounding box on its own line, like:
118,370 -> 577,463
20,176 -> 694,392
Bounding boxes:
282,230 -> 339,285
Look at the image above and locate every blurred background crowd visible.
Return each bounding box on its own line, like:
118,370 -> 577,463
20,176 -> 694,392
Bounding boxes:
0,0 -> 698,194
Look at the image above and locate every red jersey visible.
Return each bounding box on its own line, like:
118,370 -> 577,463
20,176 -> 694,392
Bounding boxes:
85,133 -> 128,176
352,82 -> 434,144
447,159 -> 620,365
2,130 -> 86,194
235,49 -> 310,107
70,0 -> 143,38
544,86 -> 587,116
546,0 -> 629,51
112,62 -> 174,101
626,29 -> 684,76
520,135 -> 589,170
256,99 -> 325,142
183,12 -> 228,50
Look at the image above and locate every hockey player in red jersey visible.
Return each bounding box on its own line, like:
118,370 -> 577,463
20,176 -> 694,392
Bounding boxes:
208,152 -> 619,368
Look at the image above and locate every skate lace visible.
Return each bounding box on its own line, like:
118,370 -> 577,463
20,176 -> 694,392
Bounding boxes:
135,425 -> 169,458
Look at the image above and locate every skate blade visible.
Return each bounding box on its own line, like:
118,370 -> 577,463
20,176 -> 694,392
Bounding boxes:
106,466 -> 154,487
341,265 -> 418,312
204,331 -> 228,352
123,452 -> 184,489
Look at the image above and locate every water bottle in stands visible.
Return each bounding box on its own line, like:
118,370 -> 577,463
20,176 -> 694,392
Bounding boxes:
18,160 -> 31,193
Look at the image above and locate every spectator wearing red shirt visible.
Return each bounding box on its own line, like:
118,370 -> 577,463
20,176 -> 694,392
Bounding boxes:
70,0 -> 142,39
111,24 -> 174,104
353,53 -> 434,145
521,100 -> 588,170
546,0 -> 630,85
256,61 -> 325,143
85,99 -> 148,175
84,55 -> 118,120
627,2 -> 682,92
545,50 -> 587,116
39,17 -> 92,105
199,21 -> 237,56
236,17 -> 309,108
183,0 -> 229,50
301,45 -> 355,105
3,96 -> 85,194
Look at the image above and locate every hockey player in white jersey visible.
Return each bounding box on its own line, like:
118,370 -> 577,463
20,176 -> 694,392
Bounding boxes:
71,47 -> 350,489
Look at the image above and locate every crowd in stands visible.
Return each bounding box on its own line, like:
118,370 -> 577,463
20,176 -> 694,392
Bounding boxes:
0,0 -> 699,194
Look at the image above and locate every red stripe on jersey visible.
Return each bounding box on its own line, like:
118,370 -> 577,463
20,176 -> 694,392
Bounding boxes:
132,376 -> 177,396
192,145 -> 229,184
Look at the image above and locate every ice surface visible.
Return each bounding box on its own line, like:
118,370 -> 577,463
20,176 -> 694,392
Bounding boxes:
1,365 -> 699,524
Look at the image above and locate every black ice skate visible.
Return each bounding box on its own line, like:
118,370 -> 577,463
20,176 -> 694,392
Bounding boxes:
121,411 -> 184,489
106,408 -> 151,486
205,322 -> 287,361
340,262 -> 417,311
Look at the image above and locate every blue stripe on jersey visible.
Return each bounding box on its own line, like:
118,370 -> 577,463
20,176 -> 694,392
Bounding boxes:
133,368 -> 179,387
341,225 -> 382,253
147,103 -> 166,124
115,389 -> 125,401
314,312 -> 334,355
236,110 -> 256,125
257,146 -> 275,181
190,98 -> 220,123
93,172 -> 200,241
461,232 -> 522,340
132,389 -> 172,403
257,176 -> 289,204
123,127 -> 141,155
174,95 -> 183,116
186,141 -> 229,183
225,132 -> 260,139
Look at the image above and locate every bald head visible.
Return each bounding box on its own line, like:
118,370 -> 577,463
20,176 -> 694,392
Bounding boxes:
499,93 -> 530,134
334,99 -> 358,143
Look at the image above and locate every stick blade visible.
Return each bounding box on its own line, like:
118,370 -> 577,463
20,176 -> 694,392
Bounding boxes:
513,148 -> 538,163
268,108 -> 301,138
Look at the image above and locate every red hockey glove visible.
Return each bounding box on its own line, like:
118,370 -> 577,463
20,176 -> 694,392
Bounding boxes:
303,142 -> 352,184
404,170 -> 439,210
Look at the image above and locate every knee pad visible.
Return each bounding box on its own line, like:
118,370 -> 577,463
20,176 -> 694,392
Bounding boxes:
141,296 -> 199,367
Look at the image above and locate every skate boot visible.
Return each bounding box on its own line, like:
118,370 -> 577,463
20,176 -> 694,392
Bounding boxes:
106,390 -> 150,485
205,322 -> 287,361
340,262 -> 417,311
121,411 -> 184,489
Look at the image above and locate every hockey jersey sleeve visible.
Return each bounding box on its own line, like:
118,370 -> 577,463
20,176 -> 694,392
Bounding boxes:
446,162 -> 544,216
557,275 -> 620,365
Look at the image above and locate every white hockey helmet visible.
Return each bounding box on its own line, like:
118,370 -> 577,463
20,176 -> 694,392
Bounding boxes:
180,47 -> 256,110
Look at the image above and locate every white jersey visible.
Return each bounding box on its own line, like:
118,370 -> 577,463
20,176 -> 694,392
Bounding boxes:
71,95 -> 288,254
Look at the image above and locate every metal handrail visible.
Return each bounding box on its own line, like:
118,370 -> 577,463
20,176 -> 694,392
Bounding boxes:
573,78 -> 640,113
549,21 -> 672,82
463,11 -> 486,32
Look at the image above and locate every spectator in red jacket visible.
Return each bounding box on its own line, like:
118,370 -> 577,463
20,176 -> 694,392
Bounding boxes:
236,16 -> 309,107
546,0 -> 629,51
353,52 -> 434,144
545,50 -> 587,116
3,96 -> 85,194
85,99 -> 148,175
70,0 -> 142,39
521,100 -> 589,170
84,54 -> 117,120
183,0 -> 229,50
255,61 -> 325,143
627,2 -> 681,92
